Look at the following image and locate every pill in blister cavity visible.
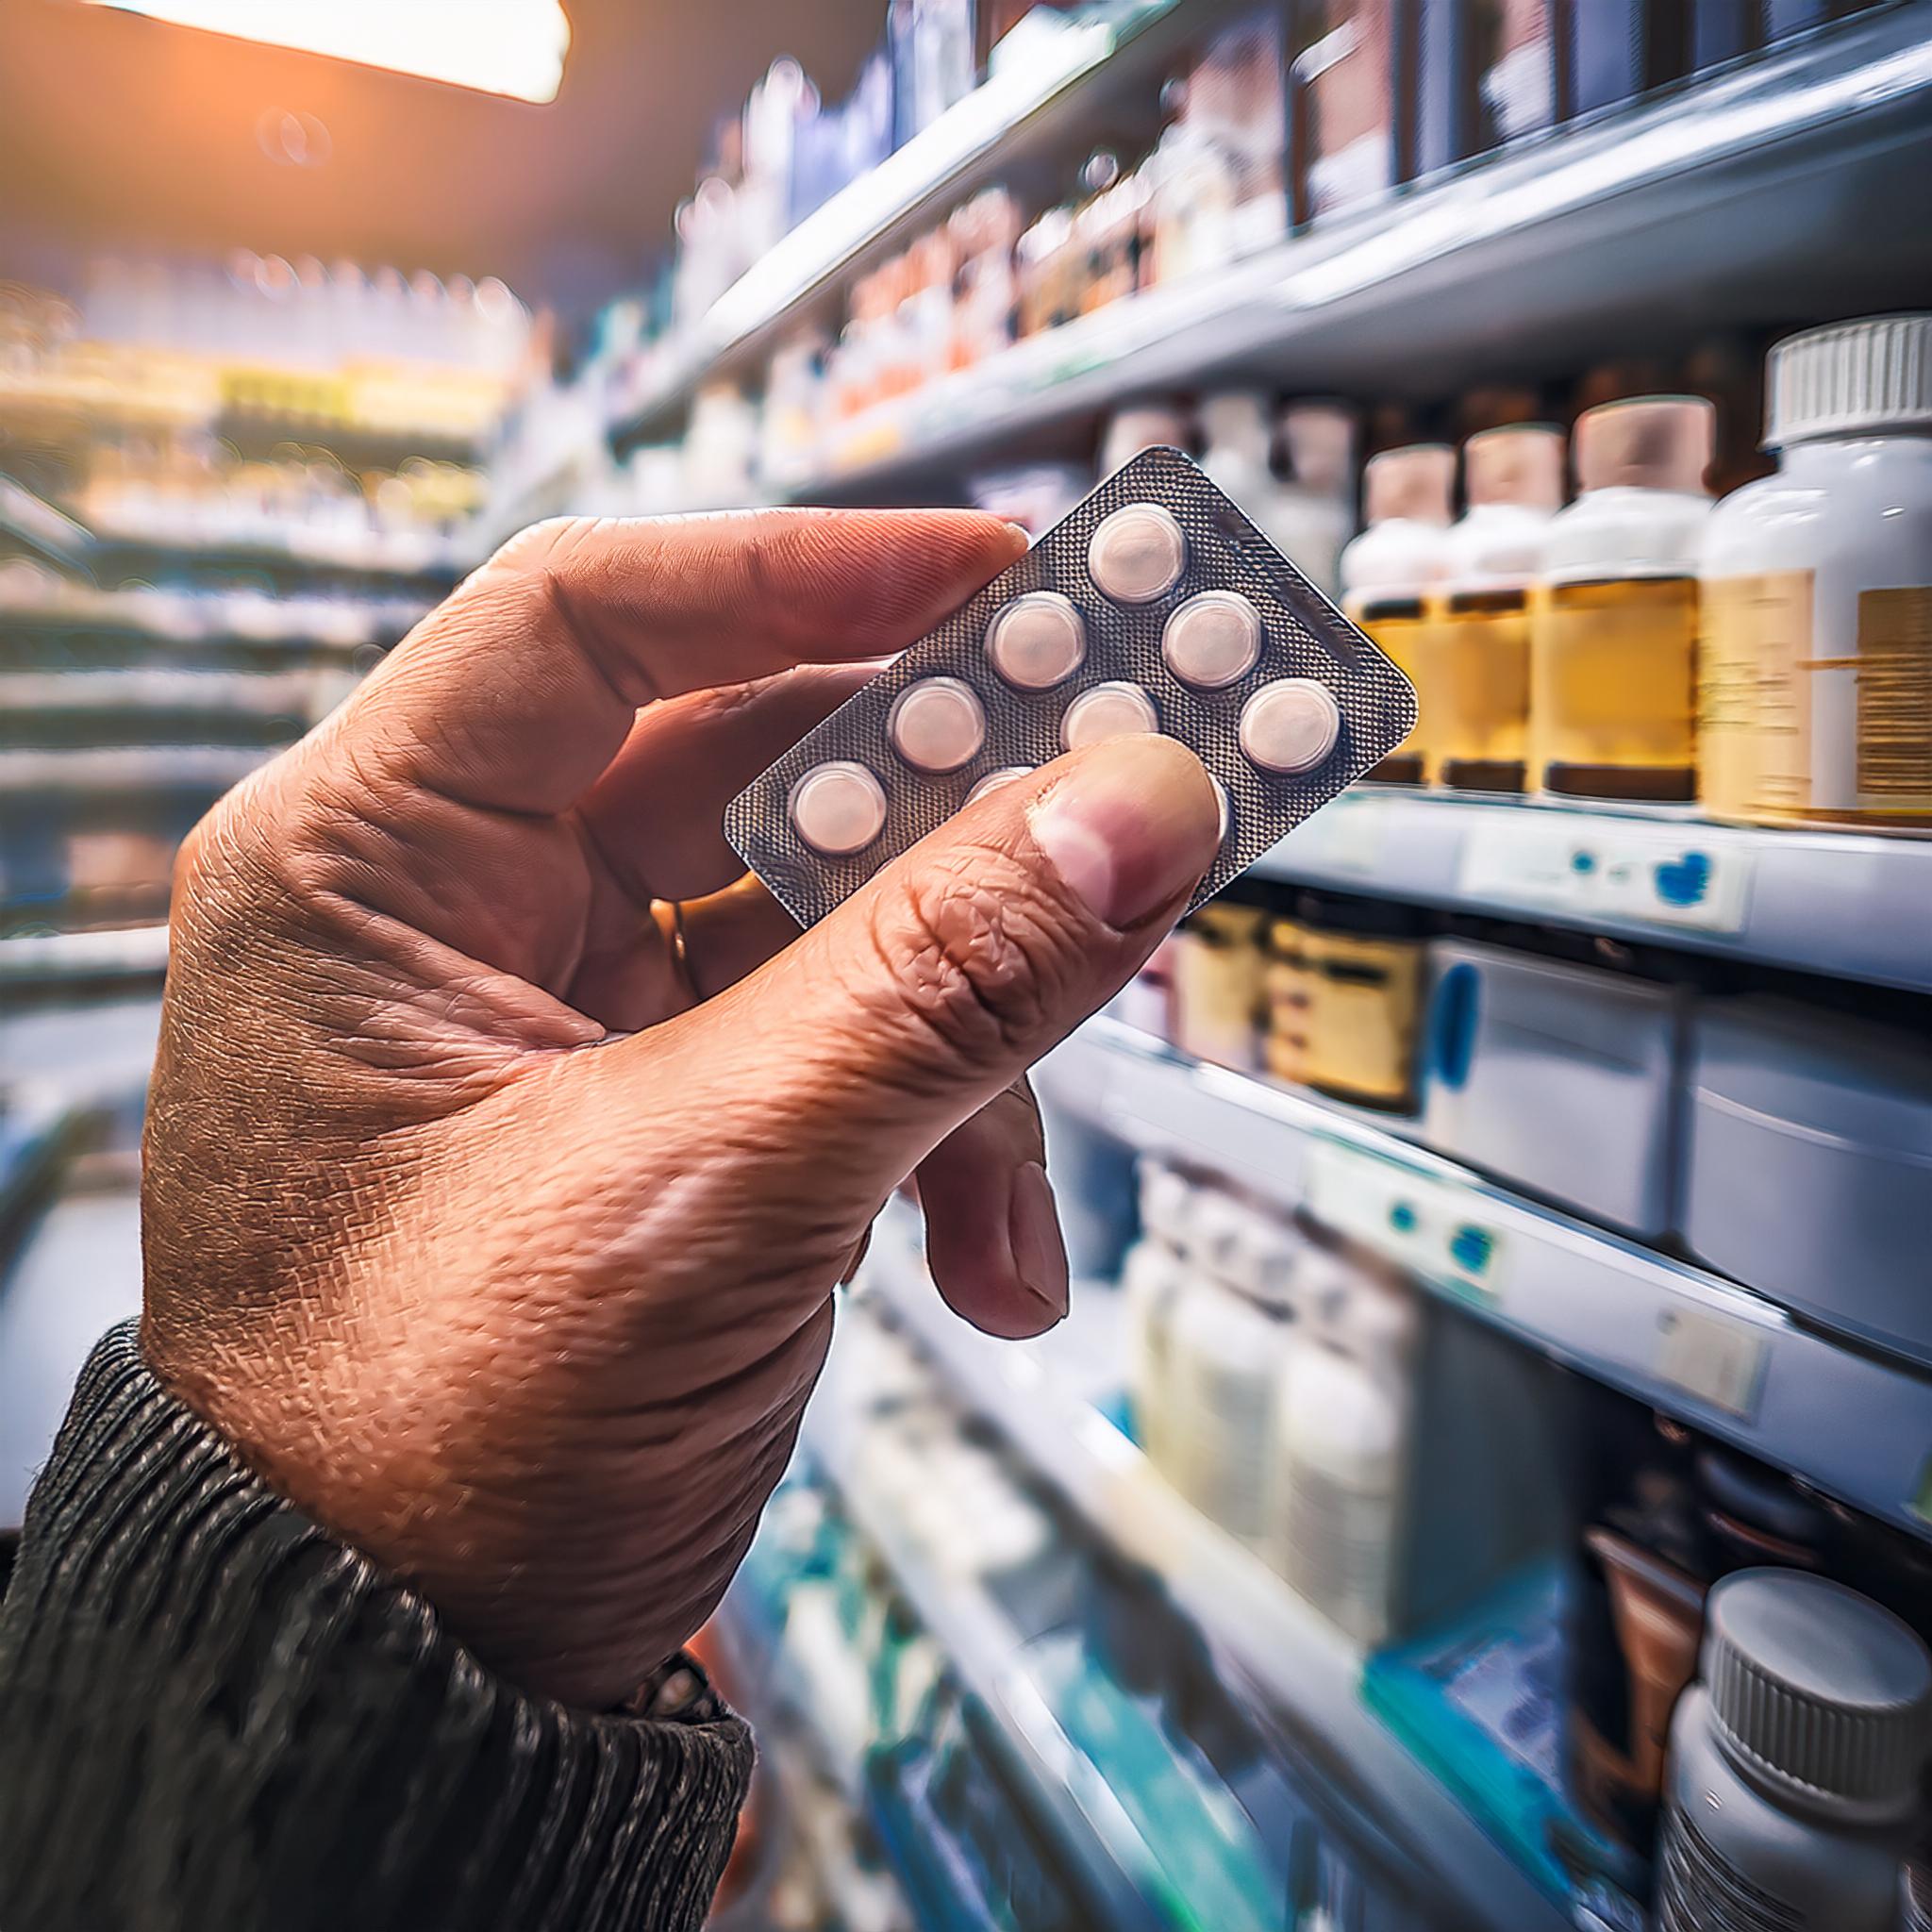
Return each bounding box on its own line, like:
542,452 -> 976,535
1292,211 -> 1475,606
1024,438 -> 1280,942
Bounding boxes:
1088,504 -> 1185,603
986,591 -> 1086,690
726,446 -> 1418,931
1240,678 -> 1341,774
1062,681 -> 1158,752
967,766 -> 1032,804
1163,591 -> 1261,689
789,760 -> 888,855
889,676 -> 985,773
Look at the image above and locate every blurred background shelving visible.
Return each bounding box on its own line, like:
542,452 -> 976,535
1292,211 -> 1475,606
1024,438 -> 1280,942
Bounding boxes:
8,3 -> 1932,1928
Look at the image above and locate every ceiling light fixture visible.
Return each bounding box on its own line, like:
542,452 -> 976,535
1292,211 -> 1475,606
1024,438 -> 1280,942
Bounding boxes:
78,0 -> 571,104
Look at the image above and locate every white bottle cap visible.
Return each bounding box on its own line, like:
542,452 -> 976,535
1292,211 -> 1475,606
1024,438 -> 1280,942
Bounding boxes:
888,676 -> 986,773
1162,591 -> 1262,689
1703,1570 -> 1932,1826
1062,681 -> 1158,751
1765,313 -> 1932,447
789,760 -> 887,856
985,591 -> 1087,690
1239,678 -> 1341,774
1088,503 -> 1187,603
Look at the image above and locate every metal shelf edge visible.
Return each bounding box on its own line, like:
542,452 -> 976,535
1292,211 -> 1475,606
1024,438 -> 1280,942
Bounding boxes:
1041,1019 -> 1932,1543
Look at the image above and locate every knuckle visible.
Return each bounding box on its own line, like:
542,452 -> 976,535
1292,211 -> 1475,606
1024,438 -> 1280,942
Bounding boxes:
871,846 -> 1086,1062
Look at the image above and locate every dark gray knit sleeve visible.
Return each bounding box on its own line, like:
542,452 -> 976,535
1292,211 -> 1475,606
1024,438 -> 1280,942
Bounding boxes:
0,1322 -> 754,1932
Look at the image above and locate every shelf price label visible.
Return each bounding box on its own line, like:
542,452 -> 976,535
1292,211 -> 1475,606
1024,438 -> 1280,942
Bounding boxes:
1655,1306 -> 1769,1420
1458,814 -> 1752,935
1303,1140 -> 1505,1305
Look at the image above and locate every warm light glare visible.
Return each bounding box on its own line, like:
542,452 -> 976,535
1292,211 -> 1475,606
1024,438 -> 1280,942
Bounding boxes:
80,0 -> 571,103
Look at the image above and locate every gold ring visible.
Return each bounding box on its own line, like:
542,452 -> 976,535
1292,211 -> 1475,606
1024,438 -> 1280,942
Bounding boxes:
666,897 -> 697,1004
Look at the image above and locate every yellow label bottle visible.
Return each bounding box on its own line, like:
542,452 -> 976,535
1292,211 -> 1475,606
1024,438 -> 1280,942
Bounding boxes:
1427,424 -> 1565,791
1530,397 -> 1714,802
1340,444 -> 1455,785
1700,315 -> 1932,831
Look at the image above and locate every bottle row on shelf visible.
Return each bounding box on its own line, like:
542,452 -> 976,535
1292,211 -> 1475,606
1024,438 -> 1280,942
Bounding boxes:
730,1304 -> 1436,1931
0,559 -> 431,652
1141,872 -> 1932,1372
0,258 -> 533,449
622,0 -> 1900,434
1110,1150 -> 1932,1924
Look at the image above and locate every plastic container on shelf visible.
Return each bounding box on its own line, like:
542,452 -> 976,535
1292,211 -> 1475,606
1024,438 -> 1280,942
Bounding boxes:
1170,899 -> 1268,1071
1273,401 -> 1358,600
1699,313 -> 1932,833
1341,445 -> 1456,786
1683,995 -> 1932,1368
1530,397 -> 1714,801
1278,891 -> 1429,1113
1657,1569 -> 1932,1932
1269,1262 -> 1418,1647
1424,424 -> 1565,791
1163,1197 -> 1305,1549
1419,937 -> 1684,1237
1124,1240 -> 1183,1470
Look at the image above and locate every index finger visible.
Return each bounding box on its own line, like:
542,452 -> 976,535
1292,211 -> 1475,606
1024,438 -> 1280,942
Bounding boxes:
337,508 -> 1025,815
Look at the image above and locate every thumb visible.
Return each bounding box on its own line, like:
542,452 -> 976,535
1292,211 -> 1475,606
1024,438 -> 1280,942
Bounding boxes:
709,731 -> 1221,1219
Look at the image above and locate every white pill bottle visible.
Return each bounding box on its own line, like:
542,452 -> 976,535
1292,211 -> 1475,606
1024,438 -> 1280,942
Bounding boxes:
1656,1568 -> 1932,1932
1700,314 -> 1932,832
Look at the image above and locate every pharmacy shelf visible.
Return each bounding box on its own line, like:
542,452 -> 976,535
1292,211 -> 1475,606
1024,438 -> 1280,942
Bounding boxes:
855,1217 -> 1567,1932
0,745 -> 275,796
0,477 -> 91,575
1257,789 -> 1932,996
800,1350 -> 1173,1932
0,924 -> 169,988
1038,1018 -> 1932,1543
609,0 -> 1241,450
86,525 -> 476,586
782,8 -> 1932,496
0,670 -> 326,723
0,593 -> 422,653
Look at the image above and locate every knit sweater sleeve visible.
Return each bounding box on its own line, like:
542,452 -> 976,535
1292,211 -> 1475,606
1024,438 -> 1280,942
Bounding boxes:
0,1322 -> 754,1932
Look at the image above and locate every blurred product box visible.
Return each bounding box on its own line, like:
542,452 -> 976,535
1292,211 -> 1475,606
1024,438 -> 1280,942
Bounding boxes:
1291,0 -> 1412,222
1414,0 -> 1562,175
1420,938 -> 1685,1238
1684,996 -> 1932,1368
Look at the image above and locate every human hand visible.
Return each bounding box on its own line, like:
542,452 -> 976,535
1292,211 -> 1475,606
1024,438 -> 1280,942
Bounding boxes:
141,510 -> 1220,1708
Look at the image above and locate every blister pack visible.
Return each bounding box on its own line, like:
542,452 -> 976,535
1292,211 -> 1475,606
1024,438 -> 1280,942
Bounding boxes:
725,446 -> 1416,927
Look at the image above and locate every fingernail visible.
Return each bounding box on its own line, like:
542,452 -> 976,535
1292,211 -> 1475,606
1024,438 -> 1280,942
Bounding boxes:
1027,735 -> 1221,929
1001,521 -> 1034,551
1008,1160 -> 1070,1321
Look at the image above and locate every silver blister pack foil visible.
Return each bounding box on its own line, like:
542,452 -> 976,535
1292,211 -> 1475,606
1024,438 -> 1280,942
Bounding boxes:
725,446 -> 1416,927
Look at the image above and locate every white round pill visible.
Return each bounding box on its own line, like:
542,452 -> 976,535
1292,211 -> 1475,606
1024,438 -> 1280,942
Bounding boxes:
888,676 -> 986,773
1061,681 -> 1159,752
1162,591 -> 1261,689
1087,503 -> 1186,604
1239,678 -> 1341,774
967,766 -> 1032,804
985,591 -> 1087,691
789,759 -> 888,856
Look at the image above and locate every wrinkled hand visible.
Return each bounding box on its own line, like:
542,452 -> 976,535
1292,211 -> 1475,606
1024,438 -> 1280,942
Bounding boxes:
142,510 -> 1219,1708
